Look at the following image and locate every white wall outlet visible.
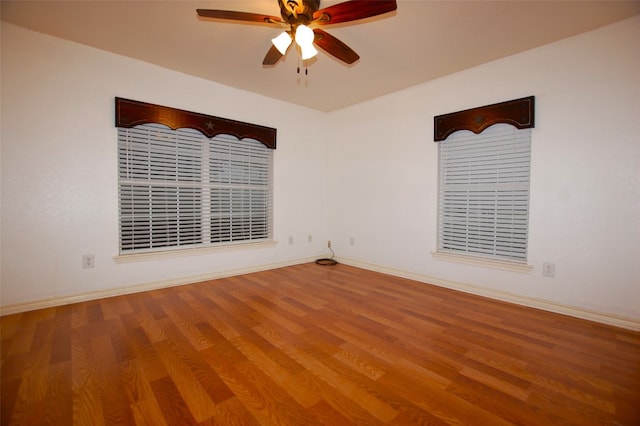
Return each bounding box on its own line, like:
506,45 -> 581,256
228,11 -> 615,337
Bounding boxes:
543,262 -> 556,277
288,236 -> 294,245
349,236 -> 355,246
308,234 -> 313,243
82,254 -> 95,269
327,240 -> 332,248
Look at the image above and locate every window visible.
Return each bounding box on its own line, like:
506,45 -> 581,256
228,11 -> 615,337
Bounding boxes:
434,96 -> 534,265
437,124 -> 531,262
118,124 -> 272,253
114,98 -> 276,255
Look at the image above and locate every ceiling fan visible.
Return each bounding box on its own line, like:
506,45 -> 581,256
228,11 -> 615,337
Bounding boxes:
197,0 -> 397,66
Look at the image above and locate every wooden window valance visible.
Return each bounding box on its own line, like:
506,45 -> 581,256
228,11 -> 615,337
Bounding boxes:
115,97 -> 277,149
434,96 -> 534,142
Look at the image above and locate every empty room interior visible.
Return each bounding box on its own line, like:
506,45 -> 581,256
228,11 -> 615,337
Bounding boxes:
1,1 -> 639,424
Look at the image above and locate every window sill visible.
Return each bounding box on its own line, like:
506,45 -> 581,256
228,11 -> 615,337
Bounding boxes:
114,240 -> 277,263
431,251 -> 533,273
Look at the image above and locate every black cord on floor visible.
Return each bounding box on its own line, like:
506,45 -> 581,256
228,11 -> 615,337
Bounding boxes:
315,245 -> 338,266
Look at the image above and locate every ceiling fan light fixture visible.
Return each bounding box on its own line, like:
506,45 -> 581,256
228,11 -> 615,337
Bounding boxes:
271,31 -> 292,55
294,24 -> 317,60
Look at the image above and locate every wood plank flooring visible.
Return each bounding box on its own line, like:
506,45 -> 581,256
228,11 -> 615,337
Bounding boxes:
1,263 -> 639,425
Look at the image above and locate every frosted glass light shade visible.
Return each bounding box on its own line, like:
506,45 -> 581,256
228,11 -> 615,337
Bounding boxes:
295,25 -> 314,46
294,25 -> 317,60
299,43 -> 318,60
271,32 -> 292,55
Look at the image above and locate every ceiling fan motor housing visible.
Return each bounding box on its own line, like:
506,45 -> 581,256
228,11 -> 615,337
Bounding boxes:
280,0 -> 320,24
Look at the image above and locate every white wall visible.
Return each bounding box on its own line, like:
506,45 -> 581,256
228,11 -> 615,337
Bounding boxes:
0,23 -> 328,309
326,16 -> 640,324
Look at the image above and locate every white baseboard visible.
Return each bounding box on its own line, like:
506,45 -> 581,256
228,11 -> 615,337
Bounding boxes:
337,257 -> 640,332
0,256 -> 319,316
4,256 -> 639,331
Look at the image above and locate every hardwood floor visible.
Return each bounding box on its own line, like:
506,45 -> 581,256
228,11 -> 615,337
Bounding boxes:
2,263 -> 639,425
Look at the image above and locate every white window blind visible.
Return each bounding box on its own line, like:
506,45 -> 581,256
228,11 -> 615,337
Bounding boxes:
118,123 -> 272,253
437,123 -> 531,263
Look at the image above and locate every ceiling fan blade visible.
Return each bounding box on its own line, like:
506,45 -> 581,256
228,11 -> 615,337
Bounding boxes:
313,0 -> 397,25
263,45 -> 284,65
197,9 -> 283,25
313,28 -> 359,64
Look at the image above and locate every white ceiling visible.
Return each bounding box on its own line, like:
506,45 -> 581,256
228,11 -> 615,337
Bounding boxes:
2,0 -> 639,111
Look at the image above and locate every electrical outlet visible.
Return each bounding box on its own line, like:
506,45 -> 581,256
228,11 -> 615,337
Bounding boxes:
349,237 -> 355,246
288,236 -> 294,245
543,262 -> 556,277
82,254 -> 95,269
327,240 -> 332,248
308,234 -> 313,243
